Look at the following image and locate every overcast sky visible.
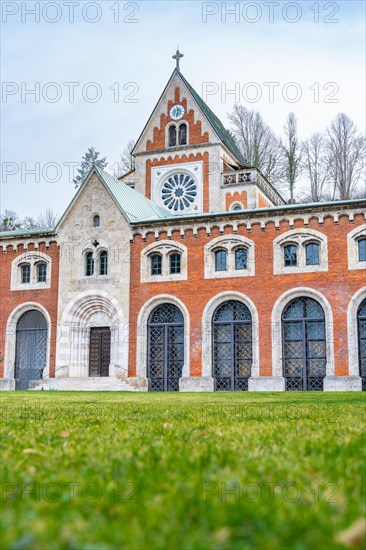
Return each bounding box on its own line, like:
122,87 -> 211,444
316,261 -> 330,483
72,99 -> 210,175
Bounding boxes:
1,0 -> 365,219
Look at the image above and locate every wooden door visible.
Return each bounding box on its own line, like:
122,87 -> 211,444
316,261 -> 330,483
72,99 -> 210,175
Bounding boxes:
89,328 -> 111,377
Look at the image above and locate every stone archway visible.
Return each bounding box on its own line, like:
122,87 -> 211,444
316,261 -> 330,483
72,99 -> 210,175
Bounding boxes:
56,291 -> 126,379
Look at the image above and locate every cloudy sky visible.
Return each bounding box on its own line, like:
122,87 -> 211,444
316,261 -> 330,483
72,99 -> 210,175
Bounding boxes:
1,0 -> 365,219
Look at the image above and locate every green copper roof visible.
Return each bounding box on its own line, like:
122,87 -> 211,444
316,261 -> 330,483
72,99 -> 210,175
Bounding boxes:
0,227 -> 55,239
94,166 -> 171,222
178,71 -> 248,167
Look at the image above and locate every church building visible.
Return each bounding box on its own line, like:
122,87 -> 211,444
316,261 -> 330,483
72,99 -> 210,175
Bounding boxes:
1,53 -> 365,392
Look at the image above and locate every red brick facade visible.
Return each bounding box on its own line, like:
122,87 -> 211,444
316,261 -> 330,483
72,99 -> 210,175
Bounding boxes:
128,213 -> 365,379
0,241 -> 59,379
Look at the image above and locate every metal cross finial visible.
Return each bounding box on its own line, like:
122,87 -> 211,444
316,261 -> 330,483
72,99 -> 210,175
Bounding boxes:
173,48 -> 184,71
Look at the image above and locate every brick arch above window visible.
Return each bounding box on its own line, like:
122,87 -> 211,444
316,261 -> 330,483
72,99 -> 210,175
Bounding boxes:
141,240 -> 188,282
273,228 -> 328,275
204,234 -> 255,279
11,251 -> 52,290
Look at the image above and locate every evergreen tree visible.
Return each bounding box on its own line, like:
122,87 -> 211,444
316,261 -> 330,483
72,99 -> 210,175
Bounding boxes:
73,147 -> 107,188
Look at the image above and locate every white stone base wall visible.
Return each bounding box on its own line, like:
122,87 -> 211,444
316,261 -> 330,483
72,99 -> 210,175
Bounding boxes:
0,379 -> 16,391
323,376 -> 362,391
179,376 -> 215,392
248,376 -> 286,392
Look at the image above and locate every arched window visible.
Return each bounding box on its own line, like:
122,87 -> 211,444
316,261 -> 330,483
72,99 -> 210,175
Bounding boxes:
358,298 -> 366,391
235,248 -> 247,270
93,215 -> 100,228
21,264 -> 31,284
215,250 -> 227,272
282,297 -> 326,391
212,300 -> 252,391
99,251 -> 108,276
148,304 -> 184,391
232,204 -> 243,211
168,125 -> 177,147
170,253 -> 181,274
178,123 -> 187,145
306,242 -> 320,266
37,263 -> 47,283
358,238 -> 366,262
284,244 -> 297,267
151,254 -> 162,276
85,252 -> 94,277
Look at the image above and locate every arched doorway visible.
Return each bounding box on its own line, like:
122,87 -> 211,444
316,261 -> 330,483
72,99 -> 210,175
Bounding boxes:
147,304 -> 184,391
282,297 -> 326,391
212,300 -> 252,391
15,310 -> 48,390
358,298 -> 366,391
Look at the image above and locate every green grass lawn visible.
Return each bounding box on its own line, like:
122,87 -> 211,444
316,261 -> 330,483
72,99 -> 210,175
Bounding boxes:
1,391 -> 365,550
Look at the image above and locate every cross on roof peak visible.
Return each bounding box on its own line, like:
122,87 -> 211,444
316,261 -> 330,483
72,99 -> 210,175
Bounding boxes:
173,48 -> 184,71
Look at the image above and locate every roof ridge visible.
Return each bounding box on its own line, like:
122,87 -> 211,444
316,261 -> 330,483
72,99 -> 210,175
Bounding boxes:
178,72 -> 248,167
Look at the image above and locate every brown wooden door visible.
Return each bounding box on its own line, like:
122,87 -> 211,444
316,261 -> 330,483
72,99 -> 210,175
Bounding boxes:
89,328 -> 111,377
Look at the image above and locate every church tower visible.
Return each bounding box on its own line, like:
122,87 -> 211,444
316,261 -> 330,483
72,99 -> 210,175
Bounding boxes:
120,51 -> 285,214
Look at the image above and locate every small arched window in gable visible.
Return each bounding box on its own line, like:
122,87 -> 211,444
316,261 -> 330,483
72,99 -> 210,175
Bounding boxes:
168,125 -> 177,147
93,215 -> 100,228
178,123 -> 187,146
85,252 -> 94,277
99,251 -> 108,276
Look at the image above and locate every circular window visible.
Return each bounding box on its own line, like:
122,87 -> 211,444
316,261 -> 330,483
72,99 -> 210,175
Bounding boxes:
161,174 -> 197,212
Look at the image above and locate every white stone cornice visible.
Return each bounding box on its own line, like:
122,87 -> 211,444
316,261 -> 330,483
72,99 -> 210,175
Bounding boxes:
131,208 -> 366,241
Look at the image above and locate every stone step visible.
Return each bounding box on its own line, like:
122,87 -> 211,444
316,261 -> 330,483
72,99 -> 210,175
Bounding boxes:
29,377 -> 148,392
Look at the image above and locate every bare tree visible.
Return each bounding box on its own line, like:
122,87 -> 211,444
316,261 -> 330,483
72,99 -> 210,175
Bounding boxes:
326,113 -> 365,200
0,210 -> 21,231
36,209 -> 59,228
301,133 -> 330,202
22,216 -> 38,229
280,113 -> 302,203
118,139 -> 136,177
228,105 -> 283,183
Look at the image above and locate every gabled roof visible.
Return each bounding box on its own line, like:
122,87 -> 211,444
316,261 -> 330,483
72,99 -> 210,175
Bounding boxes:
178,72 -> 248,167
94,166 -> 170,222
133,69 -> 248,167
56,165 -> 172,228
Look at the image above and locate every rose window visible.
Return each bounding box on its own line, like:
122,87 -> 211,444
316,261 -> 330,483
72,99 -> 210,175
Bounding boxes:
161,174 -> 197,211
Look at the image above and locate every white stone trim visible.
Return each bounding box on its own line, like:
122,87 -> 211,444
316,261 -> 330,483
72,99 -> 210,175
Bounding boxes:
10,251 -> 52,291
201,291 -> 260,379
151,161 -> 203,215
347,224 -> 366,270
4,302 -> 52,380
347,287 -> 366,376
271,287 -> 335,378
204,234 -> 255,279
56,290 -> 126,379
273,228 -> 328,275
141,240 -> 188,282
136,294 -> 190,381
